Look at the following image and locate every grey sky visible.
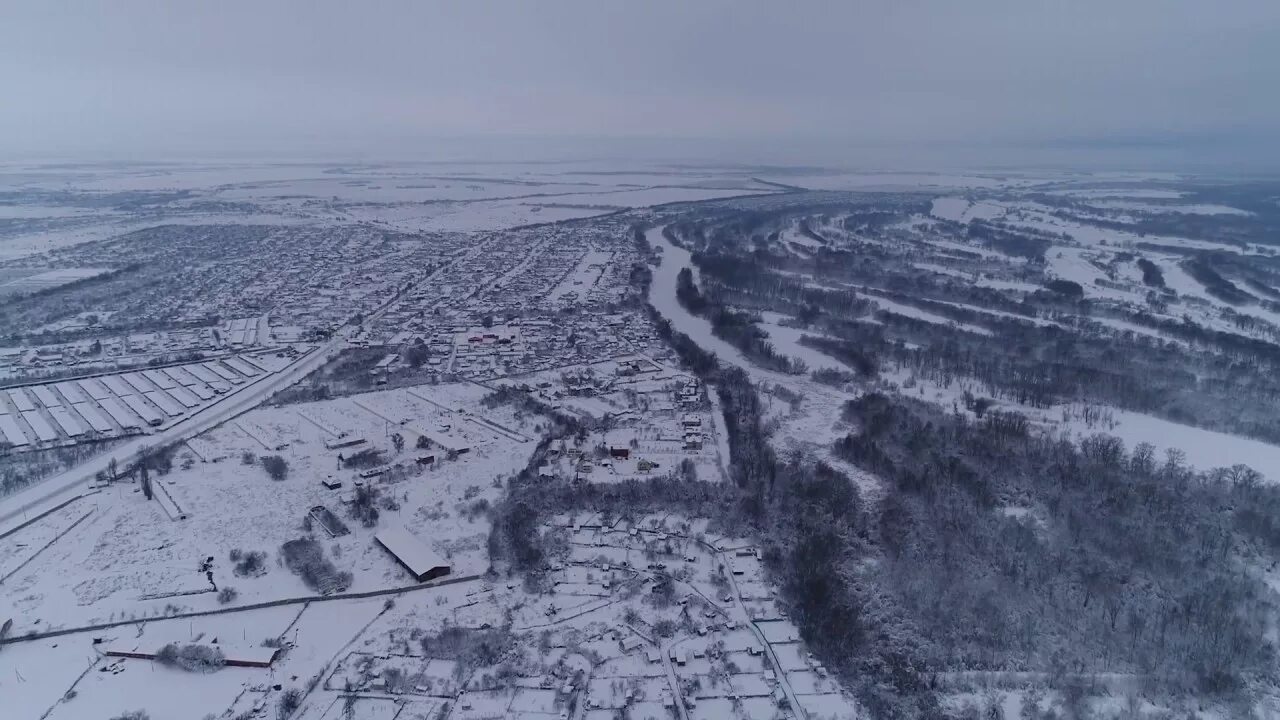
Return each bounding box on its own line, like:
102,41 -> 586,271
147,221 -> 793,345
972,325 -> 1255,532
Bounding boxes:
3,1 -> 1278,168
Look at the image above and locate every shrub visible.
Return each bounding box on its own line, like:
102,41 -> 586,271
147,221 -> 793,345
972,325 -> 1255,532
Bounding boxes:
348,484 -> 381,528
155,643 -> 226,673
232,549 -> 268,577
276,688 -> 302,720
342,448 -> 384,469
260,455 -> 289,481
280,537 -> 351,594
217,587 -> 238,604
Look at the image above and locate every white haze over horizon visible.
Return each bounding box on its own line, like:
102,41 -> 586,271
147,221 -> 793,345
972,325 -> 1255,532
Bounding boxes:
3,1 -> 1279,171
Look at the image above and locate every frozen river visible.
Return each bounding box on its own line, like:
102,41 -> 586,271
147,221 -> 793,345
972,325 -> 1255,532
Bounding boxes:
645,226 -> 760,370
645,226 -> 846,375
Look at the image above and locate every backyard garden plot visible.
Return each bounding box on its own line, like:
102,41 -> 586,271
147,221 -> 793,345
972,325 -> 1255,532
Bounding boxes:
795,692 -> 859,719
589,673 -> 671,703
771,643 -> 812,672
326,651 -> 462,697
593,654 -> 669,680
786,668 -> 844,695
312,697 -> 407,720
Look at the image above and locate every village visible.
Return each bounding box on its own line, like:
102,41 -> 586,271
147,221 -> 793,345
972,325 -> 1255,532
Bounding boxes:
1,356 -> 850,720
0,197 -> 861,719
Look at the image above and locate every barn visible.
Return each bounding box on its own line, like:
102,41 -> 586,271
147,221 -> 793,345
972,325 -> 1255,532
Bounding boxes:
375,525 -> 452,582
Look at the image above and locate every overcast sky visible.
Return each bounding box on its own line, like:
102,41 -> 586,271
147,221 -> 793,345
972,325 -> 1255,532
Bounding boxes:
3,1 -> 1279,168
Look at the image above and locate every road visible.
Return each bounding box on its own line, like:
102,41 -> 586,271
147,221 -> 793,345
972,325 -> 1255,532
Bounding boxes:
660,635 -> 693,720
723,555 -> 807,719
0,245 -> 474,532
0,337 -> 345,531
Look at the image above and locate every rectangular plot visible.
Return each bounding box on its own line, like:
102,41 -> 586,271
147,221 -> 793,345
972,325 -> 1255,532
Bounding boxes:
0,414 -> 29,446
49,406 -> 86,437
187,383 -> 215,401
203,361 -> 242,382
99,397 -> 142,431
32,385 -> 61,407
8,388 -> 36,412
79,378 -> 111,400
121,372 -> 157,393
54,382 -> 87,404
223,357 -> 260,377
74,402 -> 114,433
163,366 -> 200,386
166,385 -> 200,408
122,394 -> 164,425
22,411 -> 58,442
142,369 -> 177,389
185,363 -> 220,383
145,390 -> 185,417
100,375 -> 132,396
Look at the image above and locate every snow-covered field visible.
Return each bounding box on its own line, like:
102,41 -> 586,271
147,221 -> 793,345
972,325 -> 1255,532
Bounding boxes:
930,197 -> 1007,223
0,382 -> 540,638
1058,408 -> 1280,477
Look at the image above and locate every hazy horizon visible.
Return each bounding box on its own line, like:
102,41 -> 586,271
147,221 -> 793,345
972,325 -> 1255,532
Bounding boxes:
4,1 -> 1280,171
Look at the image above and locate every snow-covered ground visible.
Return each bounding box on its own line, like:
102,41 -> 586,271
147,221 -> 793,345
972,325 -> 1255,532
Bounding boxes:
1086,200 -> 1252,216
1057,408 -> 1280,478
930,197 -> 1007,223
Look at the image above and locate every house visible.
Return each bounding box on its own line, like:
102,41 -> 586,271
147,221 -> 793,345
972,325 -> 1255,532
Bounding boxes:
375,526 -> 452,582
324,436 -> 367,450
609,446 -> 631,460
321,476 -> 342,490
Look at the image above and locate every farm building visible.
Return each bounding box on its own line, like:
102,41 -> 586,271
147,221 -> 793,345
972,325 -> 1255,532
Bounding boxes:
103,641 -> 280,668
375,525 -> 451,582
